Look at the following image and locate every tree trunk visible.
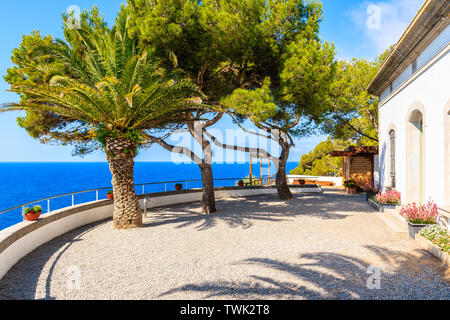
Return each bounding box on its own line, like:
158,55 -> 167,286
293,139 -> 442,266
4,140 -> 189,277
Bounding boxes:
105,137 -> 142,229
199,163 -> 216,214
275,146 -> 293,201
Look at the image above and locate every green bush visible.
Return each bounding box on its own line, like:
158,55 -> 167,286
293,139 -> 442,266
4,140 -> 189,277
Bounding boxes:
420,225 -> 450,253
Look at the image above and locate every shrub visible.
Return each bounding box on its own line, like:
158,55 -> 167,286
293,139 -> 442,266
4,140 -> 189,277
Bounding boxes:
106,190 -> 113,195
23,205 -> 42,216
343,179 -> 358,188
374,189 -> 401,205
400,200 -> 439,225
420,224 -> 449,253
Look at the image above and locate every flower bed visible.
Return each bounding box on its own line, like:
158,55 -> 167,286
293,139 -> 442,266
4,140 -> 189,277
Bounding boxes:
400,201 -> 439,225
420,225 -> 450,253
374,189 -> 401,206
368,189 -> 401,212
400,200 -> 439,240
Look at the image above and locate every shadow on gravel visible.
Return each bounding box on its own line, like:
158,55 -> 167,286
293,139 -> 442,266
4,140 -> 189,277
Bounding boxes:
0,220 -> 107,300
143,193 -> 371,231
160,246 -> 450,300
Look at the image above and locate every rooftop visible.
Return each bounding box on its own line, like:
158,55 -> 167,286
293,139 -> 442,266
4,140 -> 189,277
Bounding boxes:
330,146 -> 379,157
367,0 -> 450,96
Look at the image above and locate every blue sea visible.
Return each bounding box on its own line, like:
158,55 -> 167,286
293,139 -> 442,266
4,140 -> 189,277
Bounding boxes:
0,162 -> 298,230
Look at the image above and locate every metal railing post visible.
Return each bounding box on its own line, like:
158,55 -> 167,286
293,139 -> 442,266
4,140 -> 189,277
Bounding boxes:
1,178 -> 255,226
143,198 -> 147,217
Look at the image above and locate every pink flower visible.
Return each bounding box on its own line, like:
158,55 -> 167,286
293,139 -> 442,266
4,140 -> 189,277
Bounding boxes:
400,200 -> 439,225
375,189 -> 401,205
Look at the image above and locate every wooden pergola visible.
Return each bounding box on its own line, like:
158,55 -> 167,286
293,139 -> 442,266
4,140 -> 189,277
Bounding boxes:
331,146 -> 378,188
248,152 -> 272,186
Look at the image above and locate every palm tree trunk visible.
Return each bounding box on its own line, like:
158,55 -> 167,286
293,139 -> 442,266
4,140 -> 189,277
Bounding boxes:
276,145 -> 293,200
199,163 -> 216,214
105,137 -> 142,229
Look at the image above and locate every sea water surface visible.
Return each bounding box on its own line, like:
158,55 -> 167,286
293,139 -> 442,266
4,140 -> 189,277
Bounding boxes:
0,162 -> 298,230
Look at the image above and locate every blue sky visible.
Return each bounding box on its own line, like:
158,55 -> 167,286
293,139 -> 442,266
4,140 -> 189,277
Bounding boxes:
0,0 -> 424,162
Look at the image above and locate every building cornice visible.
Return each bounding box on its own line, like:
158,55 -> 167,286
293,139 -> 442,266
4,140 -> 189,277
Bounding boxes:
368,0 -> 450,96
378,43 -> 449,108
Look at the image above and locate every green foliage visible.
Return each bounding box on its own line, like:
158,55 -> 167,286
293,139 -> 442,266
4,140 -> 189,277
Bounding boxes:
24,205 -> 42,214
3,8 -> 201,156
213,0 -> 337,153
220,78 -> 277,123
95,124 -> 142,151
126,0 -> 335,128
107,190 -> 113,195
290,137 -> 353,176
343,179 -> 358,188
319,49 -> 390,145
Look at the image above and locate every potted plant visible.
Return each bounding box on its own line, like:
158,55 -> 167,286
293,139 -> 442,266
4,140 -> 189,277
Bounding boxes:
299,179 -> 306,185
343,179 -> 358,194
400,200 -> 439,239
237,180 -> 244,187
175,183 -> 183,191
106,190 -> 114,200
364,184 -> 377,202
23,205 -> 43,221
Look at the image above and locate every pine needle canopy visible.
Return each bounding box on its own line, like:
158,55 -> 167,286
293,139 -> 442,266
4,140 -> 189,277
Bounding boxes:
2,11 -> 202,143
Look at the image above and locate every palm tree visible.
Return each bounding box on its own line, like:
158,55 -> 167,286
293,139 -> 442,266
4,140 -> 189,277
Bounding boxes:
2,13 -> 201,229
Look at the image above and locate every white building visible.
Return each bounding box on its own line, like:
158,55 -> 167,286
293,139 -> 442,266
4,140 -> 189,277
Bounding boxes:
368,0 -> 449,209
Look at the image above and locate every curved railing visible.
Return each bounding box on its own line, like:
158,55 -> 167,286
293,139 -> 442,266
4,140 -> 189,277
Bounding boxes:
0,176 -> 275,230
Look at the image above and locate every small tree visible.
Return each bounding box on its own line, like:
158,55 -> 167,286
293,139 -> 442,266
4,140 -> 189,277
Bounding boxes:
221,23 -> 337,199
319,50 -> 390,145
290,138 -> 353,176
126,0 -> 336,202
2,10 -> 200,229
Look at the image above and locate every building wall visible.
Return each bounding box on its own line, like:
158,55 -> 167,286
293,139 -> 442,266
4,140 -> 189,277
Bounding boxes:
379,45 -> 449,206
380,25 -> 450,101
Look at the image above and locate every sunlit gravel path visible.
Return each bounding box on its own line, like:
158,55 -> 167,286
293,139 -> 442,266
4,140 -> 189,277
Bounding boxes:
0,192 -> 449,300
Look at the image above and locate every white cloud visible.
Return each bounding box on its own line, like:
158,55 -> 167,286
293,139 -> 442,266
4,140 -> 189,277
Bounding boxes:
349,0 -> 425,55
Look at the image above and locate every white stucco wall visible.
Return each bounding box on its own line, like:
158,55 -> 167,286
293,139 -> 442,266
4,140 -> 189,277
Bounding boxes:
286,175 -> 343,187
378,41 -> 450,206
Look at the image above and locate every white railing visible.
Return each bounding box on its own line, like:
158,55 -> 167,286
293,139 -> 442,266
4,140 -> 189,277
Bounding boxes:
0,177 -> 276,230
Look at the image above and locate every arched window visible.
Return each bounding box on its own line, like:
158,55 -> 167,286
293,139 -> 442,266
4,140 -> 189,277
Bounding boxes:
389,130 -> 396,188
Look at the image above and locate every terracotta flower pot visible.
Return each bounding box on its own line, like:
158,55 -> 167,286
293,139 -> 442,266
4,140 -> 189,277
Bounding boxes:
106,193 -> 114,200
346,187 -> 358,194
24,211 -> 41,221
238,182 -> 244,187
175,185 -> 182,191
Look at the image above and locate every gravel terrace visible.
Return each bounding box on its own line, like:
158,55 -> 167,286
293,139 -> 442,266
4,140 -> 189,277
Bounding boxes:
0,192 -> 449,300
